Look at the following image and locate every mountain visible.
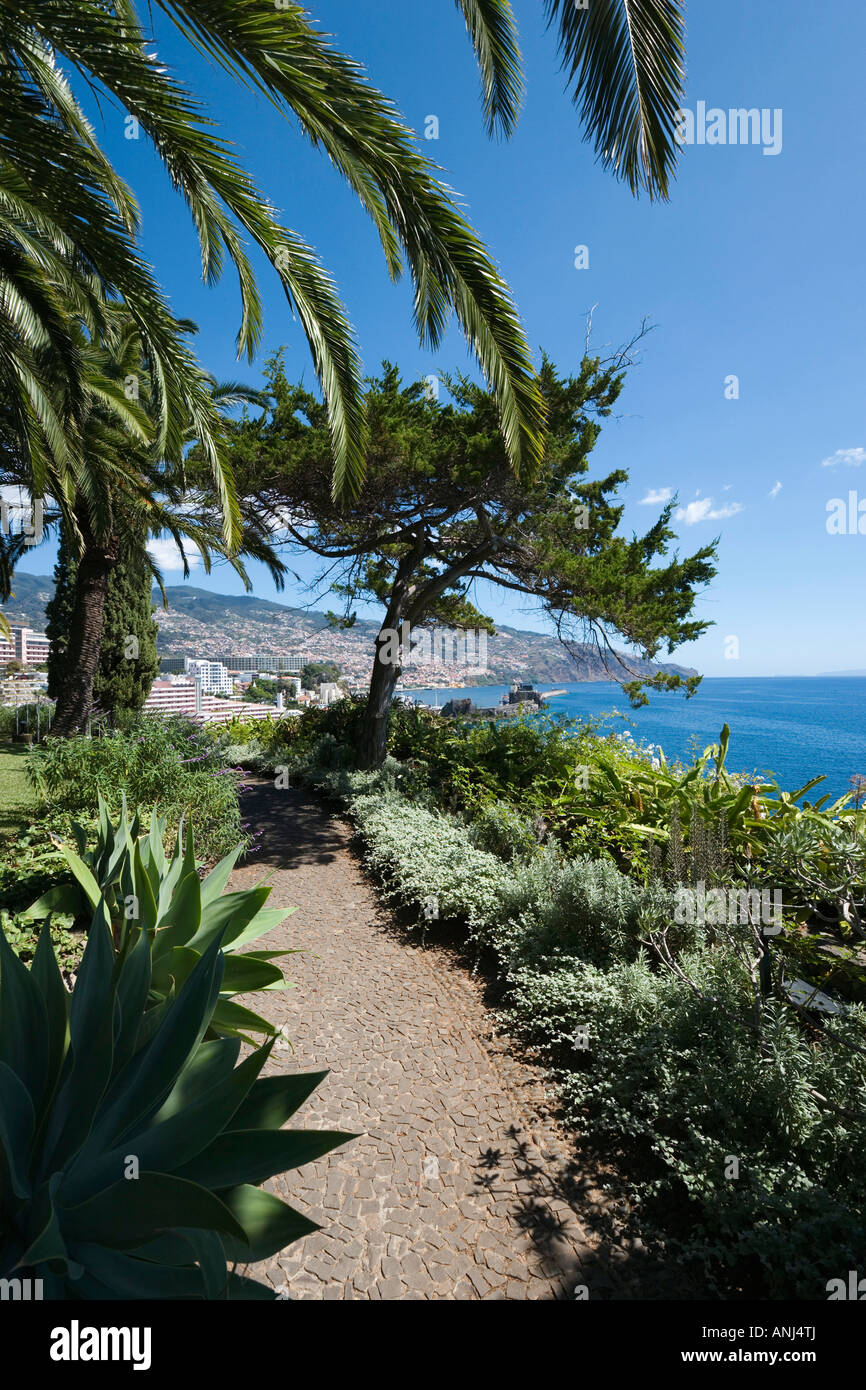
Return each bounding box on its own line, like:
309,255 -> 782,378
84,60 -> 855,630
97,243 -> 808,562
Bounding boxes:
1,573 -> 55,629
815,670 -> 866,678
2,577 -> 698,686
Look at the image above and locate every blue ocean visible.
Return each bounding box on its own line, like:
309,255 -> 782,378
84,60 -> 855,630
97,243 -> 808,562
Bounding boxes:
402,677 -> 866,803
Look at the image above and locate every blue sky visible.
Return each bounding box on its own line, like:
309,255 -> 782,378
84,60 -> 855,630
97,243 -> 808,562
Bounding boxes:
12,1 -> 866,676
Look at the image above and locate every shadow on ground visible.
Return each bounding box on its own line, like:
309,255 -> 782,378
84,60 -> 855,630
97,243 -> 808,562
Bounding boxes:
473,1126 -> 702,1300
239,780 -> 344,869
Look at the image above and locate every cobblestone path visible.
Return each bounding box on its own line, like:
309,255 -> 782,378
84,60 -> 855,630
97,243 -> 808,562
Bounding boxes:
232,780 -> 671,1301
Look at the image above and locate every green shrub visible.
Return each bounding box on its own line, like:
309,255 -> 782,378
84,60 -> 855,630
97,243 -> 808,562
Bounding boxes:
21,798 -> 298,1041
350,790 -> 511,930
487,848 -> 675,968
217,739 -> 268,771
27,717 -> 244,861
0,912 -> 353,1298
466,799 -> 541,862
507,946 -> 866,1296
343,781 -> 668,970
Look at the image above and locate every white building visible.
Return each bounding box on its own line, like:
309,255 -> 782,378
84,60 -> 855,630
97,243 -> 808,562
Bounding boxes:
318,681 -> 344,707
184,658 -> 233,695
0,626 -> 51,666
220,653 -> 303,673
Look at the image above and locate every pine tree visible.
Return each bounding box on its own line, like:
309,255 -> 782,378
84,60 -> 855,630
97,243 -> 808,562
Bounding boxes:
47,520 -> 159,718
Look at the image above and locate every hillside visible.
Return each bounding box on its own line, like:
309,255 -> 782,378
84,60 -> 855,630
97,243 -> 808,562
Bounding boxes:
2,575 -> 698,686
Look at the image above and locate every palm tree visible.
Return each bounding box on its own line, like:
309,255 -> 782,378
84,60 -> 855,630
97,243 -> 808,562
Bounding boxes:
0,3 -> 542,504
0,2 -> 685,507
32,312 -> 284,736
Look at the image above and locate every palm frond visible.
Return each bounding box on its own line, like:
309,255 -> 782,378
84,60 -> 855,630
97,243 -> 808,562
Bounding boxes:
543,0 -> 685,199
452,0 -> 524,137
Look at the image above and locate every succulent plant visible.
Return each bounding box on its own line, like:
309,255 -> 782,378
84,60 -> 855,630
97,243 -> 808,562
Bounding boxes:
0,909 -> 354,1298
23,795 -> 297,1040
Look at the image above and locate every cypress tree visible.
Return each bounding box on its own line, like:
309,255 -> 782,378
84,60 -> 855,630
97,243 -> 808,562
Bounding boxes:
45,526 -> 75,700
47,519 -> 159,718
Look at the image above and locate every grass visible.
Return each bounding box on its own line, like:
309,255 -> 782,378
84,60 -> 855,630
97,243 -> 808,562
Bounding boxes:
0,743 -> 37,836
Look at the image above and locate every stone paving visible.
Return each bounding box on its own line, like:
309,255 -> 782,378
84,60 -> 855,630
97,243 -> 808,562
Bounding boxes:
231,780 -> 680,1301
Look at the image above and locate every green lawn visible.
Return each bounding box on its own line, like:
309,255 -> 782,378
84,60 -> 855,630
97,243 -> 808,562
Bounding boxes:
0,743 -> 37,835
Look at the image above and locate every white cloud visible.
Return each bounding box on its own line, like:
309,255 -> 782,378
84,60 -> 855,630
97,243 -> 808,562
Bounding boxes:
147,537 -> 202,572
639,487 -> 672,505
675,497 -> 744,525
821,447 -> 866,468
769,480 -> 782,498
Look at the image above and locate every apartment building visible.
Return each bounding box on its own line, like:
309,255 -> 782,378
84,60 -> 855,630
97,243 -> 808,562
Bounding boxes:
219,653 -> 303,674
0,626 -> 51,666
184,658 -> 233,695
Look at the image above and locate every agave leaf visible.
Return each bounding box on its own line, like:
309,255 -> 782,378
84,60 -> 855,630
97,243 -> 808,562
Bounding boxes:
223,908 -> 296,954
151,945 -> 202,998
219,1185 -> 319,1263
119,850 -> 137,921
19,1188 -> 72,1269
67,1242 -> 209,1299
155,844 -> 187,921
57,847 -> 101,912
86,936 -> 226,1151
132,840 -> 158,931
146,810 -> 167,883
241,949 -> 302,963
63,1044 -> 271,1205
112,928 -> 153,1074
155,868 -> 202,942
227,1071 -> 330,1132
134,991 -> 174,1053
104,813 -> 131,883
0,920 -> 49,1108
183,816 -> 197,878
174,1228 -> 228,1298
0,1061 -> 36,1199
152,1037 -> 241,1123
194,884 -> 274,950
29,923 -> 70,1116
208,997 -> 279,1041
199,845 -> 245,908
20,883 -> 85,921
40,912 -> 116,1173
62,1173 -> 247,1248
176,1128 -> 356,1190
219,954 -> 287,995
97,793 -> 111,855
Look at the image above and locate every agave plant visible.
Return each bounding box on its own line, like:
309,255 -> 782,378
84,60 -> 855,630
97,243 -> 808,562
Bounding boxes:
23,795 -> 296,1041
0,909 -> 353,1298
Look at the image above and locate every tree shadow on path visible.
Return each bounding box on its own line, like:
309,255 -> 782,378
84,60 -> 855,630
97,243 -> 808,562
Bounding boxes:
238,779 -> 344,869
474,1126 -> 702,1300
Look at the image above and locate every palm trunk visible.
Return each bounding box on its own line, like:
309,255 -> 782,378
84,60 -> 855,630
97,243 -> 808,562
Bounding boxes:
357,628 -> 402,770
50,533 -> 117,737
